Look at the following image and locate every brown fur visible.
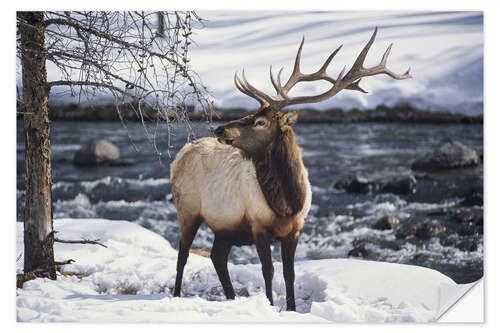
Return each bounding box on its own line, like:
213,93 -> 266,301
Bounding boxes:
253,126 -> 306,217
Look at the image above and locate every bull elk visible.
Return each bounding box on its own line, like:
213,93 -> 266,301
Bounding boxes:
170,27 -> 411,311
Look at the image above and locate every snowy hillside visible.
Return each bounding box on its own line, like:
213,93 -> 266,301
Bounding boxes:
16,219 -> 468,322
43,11 -> 483,115
188,11 -> 483,115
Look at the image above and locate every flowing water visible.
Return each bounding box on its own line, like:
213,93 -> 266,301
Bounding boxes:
16,119 -> 483,283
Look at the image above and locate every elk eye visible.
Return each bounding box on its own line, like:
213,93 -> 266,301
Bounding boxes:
255,120 -> 266,127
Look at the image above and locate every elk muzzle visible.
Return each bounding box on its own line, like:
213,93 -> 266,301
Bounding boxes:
214,124 -> 241,145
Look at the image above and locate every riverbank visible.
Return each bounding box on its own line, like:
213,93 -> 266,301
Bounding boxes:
17,102 -> 483,124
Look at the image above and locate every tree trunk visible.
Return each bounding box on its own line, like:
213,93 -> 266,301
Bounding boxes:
19,11 -> 56,279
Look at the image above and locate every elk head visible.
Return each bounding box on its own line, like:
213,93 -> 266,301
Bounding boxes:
214,27 -> 412,157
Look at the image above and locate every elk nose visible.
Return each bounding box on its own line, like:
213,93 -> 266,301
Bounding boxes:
214,126 -> 225,136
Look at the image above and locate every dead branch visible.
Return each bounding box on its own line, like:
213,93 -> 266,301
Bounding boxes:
54,259 -> 76,265
54,237 -> 108,248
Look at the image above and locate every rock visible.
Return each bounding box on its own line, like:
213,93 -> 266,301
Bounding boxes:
338,174 -> 416,196
414,223 -> 447,239
333,178 -> 350,190
236,288 -> 250,297
457,239 -> 478,252
473,217 -> 482,235
371,216 -> 400,230
74,139 -> 120,166
396,218 -> 448,239
453,210 -> 476,224
440,235 -> 459,247
411,141 -> 479,171
441,234 -> 479,252
462,189 -> 483,206
380,175 -> 417,195
457,223 -> 478,236
344,176 -> 377,194
411,253 -> 431,265
348,245 -> 371,258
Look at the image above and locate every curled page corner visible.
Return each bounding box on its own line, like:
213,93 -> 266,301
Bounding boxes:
437,278 -> 483,322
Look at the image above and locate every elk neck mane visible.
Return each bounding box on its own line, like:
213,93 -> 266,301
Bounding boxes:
252,126 -> 307,218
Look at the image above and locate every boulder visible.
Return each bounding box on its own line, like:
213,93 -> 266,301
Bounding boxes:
411,140 -> 479,171
336,174 -> 417,196
74,139 -> 120,166
371,216 -> 400,230
457,223 -> 478,236
414,223 -> 447,239
462,188 -> 483,206
396,218 -> 448,239
342,176 -> 377,194
380,175 -> 417,195
348,245 -> 371,258
457,239 -> 478,252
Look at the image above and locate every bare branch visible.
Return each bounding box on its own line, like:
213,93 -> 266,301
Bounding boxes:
16,11 -> 214,155
43,16 -> 183,68
47,80 -> 133,97
54,259 -> 76,265
54,237 -> 108,248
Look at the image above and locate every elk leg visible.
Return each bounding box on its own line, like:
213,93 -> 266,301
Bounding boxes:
281,233 -> 299,311
255,232 -> 274,306
173,218 -> 201,297
211,235 -> 235,299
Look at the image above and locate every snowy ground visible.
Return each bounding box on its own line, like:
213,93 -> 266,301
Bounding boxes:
44,11 -> 483,115
16,219 -> 470,323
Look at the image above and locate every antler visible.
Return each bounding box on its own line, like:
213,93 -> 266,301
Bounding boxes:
234,27 -> 411,110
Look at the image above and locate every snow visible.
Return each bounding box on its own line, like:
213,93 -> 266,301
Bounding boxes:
16,218 -> 465,322
43,11 -> 483,115
188,11 -> 483,115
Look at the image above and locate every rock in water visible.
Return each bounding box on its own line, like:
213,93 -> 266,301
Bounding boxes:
343,176 -> 377,194
380,175 -> 417,195
411,140 -> 479,171
348,245 -> 371,258
372,216 -> 400,230
462,188 -> 483,206
74,139 -> 120,166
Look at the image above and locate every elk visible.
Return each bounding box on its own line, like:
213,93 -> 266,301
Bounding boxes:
170,27 -> 411,311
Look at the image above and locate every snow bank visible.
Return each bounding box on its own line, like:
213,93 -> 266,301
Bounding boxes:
46,11 -> 483,115
16,219 -> 461,322
190,11 -> 483,115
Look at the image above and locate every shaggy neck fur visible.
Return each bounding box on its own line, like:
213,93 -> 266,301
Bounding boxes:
252,127 -> 307,218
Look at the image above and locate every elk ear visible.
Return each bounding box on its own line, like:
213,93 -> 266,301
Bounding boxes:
279,111 -> 298,128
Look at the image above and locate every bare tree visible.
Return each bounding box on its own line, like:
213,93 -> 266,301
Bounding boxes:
16,11 -> 212,280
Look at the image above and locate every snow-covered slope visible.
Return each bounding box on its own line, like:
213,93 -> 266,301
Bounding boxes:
16,219 -> 464,322
43,11 -> 483,115
188,11 -> 483,114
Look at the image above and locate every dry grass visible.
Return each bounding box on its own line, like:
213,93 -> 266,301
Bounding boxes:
189,248 -> 211,258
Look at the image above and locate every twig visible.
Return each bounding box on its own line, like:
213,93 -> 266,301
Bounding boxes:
55,259 -> 75,265
54,237 -> 108,248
